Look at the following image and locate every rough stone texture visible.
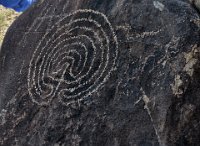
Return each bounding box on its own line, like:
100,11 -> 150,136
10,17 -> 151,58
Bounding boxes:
0,0 -> 200,145
190,0 -> 200,11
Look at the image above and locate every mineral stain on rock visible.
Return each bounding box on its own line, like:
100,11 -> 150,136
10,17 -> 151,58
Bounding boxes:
0,0 -> 200,146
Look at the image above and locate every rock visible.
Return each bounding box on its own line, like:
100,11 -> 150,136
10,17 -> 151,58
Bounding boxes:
0,0 -> 200,145
190,0 -> 200,11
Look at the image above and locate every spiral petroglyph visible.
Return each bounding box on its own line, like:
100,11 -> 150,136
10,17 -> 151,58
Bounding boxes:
28,9 -> 118,106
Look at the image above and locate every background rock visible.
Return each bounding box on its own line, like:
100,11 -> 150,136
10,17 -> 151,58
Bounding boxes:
0,0 -> 200,145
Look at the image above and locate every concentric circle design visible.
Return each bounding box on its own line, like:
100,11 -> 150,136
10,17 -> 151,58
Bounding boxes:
28,9 -> 118,106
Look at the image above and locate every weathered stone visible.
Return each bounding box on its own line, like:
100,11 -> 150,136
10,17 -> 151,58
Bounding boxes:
0,0 -> 200,145
190,0 -> 200,11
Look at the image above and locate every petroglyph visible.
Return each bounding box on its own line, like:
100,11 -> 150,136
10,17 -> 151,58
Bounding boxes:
153,1 -> 165,11
27,9 -> 118,106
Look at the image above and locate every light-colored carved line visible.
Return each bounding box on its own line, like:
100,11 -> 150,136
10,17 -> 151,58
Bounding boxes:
34,35 -> 97,97
29,13 -> 101,99
50,42 -> 87,77
28,9 -> 118,106
19,60 -> 25,74
33,2 -> 52,31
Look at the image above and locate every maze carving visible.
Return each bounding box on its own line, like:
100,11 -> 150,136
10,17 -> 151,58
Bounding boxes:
28,9 -> 118,106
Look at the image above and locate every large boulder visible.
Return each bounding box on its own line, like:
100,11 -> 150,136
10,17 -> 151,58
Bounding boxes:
0,0 -> 200,145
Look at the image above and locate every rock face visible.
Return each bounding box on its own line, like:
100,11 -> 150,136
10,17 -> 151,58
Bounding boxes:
0,0 -> 200,145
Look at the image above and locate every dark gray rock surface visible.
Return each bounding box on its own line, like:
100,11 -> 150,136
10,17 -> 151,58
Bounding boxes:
0,0 -> 200,145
